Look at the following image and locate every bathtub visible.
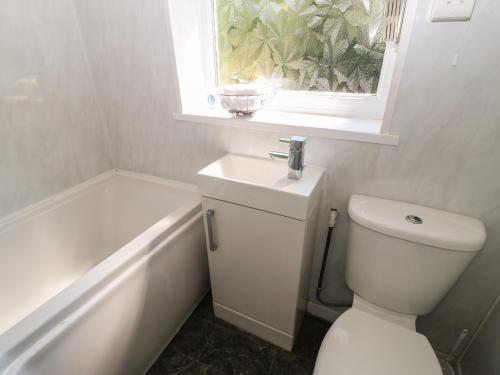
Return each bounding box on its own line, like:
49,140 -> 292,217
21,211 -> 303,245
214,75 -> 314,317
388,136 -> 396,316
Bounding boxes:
0,170 -> 209,374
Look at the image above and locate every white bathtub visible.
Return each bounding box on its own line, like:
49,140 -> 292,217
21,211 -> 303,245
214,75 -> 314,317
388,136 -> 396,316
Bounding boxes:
0,170 -> 209,374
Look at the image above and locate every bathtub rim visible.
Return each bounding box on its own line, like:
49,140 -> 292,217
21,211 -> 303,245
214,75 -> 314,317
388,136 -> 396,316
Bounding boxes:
0,169 -> 202,366
0,169 -> 198,231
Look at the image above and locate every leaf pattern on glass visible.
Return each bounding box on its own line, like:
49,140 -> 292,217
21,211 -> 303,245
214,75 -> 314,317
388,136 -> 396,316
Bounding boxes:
215,0 -> 385,94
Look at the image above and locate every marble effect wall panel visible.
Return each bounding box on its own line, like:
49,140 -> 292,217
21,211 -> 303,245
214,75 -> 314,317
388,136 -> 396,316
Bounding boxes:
74,0 -> 500,357
0,0 -> 112,218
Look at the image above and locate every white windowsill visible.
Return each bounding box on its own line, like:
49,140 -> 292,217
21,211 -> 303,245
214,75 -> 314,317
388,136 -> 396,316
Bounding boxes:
173,110 -> 399,146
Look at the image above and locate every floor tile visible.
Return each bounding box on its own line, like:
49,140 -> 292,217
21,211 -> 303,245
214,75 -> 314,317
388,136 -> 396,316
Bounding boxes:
269,350 -> 316,375
192,293 -> 216,322
148,347 -> 227,375
198,323 -> 277,375
293,315 -> 331,360
167,315 -> 214,359
147,350 -> 194,374
149,293 -> 326,375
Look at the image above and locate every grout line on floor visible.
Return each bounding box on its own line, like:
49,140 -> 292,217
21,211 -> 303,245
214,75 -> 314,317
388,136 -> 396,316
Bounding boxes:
266,350 -> 278,375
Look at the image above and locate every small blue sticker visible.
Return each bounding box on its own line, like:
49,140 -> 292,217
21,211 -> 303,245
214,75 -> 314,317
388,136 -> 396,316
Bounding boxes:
207,94 -> 216,105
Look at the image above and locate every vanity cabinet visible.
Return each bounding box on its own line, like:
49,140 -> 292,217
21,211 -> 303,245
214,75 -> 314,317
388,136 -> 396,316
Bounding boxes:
197,154 -> 324,350
201,197 -> 320,350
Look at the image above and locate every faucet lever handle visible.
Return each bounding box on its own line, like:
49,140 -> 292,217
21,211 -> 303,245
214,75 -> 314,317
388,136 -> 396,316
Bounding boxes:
269,151 -> 289,160
279,136 -> 306,148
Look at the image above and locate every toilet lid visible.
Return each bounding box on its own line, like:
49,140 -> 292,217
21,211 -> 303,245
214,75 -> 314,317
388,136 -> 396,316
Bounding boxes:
315,308 -> 442,375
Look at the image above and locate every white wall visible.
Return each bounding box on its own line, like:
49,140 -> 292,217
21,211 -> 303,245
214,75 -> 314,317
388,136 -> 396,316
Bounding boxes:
74,0 -> 500,357
461,295 -> 500,374
0,0 -> 112,218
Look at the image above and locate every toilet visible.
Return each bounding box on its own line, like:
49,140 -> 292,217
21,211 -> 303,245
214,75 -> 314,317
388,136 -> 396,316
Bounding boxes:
314,195 -> 487,375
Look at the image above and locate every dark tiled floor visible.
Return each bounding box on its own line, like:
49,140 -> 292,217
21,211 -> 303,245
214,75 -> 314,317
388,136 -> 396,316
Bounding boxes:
147,293 -> 330,375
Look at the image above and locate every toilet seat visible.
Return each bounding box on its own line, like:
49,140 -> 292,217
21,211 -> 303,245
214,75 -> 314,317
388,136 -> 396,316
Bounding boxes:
314,308 -> 442,375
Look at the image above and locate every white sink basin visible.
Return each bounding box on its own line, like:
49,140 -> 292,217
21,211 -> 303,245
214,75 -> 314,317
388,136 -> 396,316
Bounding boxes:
197,154 -> 325,220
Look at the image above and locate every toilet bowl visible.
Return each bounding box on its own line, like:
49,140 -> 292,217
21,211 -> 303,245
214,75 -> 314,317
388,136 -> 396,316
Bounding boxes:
315,296 -> 442,375
314,195 -> 486,375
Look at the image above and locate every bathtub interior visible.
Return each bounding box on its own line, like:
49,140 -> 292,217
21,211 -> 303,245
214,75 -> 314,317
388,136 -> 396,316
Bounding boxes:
0,172 -> 200,337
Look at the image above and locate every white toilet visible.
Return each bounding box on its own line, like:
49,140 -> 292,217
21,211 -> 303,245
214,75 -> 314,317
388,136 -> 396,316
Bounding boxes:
314,195 -> 487,375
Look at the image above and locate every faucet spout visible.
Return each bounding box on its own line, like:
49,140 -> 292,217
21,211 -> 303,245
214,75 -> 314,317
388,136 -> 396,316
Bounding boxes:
269,136 -> 306,179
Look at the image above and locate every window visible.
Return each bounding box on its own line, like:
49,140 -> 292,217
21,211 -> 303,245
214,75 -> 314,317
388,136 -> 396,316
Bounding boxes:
168,0 -> 412,143
215,0 -> 387,95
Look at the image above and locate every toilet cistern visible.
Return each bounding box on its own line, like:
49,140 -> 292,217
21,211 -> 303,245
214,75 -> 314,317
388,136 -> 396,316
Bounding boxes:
269,136 -> 306,179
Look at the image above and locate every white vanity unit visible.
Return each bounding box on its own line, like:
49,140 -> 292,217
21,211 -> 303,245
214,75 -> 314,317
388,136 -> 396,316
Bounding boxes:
197,154 -> 325,350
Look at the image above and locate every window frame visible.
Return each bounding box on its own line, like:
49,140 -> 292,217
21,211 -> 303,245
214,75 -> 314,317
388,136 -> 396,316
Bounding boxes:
166,0 -> 417,143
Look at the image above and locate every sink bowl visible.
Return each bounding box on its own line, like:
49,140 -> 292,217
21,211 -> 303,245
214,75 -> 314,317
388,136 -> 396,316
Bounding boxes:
197,154 -> 325,220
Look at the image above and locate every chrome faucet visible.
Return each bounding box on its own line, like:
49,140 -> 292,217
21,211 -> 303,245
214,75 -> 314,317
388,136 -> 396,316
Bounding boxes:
269,136 -> 306,180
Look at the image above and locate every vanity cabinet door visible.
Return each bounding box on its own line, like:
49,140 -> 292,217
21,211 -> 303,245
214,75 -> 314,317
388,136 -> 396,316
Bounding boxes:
202,197 -> 306,335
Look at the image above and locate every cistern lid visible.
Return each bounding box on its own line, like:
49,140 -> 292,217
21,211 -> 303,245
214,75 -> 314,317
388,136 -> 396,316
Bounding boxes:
348,195 -> 486,252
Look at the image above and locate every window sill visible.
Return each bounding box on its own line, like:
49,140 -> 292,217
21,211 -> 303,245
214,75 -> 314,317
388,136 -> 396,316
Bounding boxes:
173,110 -> 399,146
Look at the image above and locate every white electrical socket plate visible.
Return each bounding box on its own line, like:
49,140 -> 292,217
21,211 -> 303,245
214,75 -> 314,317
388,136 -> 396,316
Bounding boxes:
430,0 -> 476,22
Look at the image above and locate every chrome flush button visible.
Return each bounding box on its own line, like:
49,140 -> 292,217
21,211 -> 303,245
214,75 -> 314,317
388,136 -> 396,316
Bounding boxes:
406,215 -> 423,224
